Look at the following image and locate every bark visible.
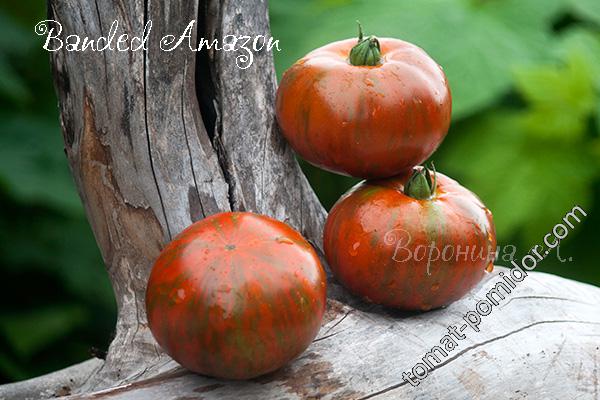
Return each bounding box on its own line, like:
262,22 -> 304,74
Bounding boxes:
3,268 -> 600,399
30,0 -> 322,393
1,0 -> 599,398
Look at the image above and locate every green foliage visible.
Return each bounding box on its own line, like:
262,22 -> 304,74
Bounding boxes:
569,0 -> 600,25
0,11 -> 34,102
0,5 -> 115,384
270,0 -> 600,286
0,305 -> 87,359
0,115 -> 82,212
440,30 -> 600,244
272,0 -> 565,118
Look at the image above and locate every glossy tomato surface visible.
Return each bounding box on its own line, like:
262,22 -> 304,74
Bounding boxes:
146,212 -> 327,379
323,169 -> 496,311
276,38 -> 451,179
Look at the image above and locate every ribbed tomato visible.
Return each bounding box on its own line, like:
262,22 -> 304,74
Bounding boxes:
146,212 -> 327,379
276,25 -> 451,179
323,166 -> 496,311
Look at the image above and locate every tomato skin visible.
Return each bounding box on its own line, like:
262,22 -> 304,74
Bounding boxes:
276,38 -> 451,179
145,212 -> 327,380
323,169 -> 496,311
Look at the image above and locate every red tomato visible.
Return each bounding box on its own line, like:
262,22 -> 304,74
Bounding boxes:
323,167 -> 496,311
276,28 -> 451,179
146,212 -> 327,379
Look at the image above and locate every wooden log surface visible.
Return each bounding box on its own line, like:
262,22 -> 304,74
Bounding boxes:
2,0 -> 599,398
3,267 -> 599,399
31,0 -> 325,393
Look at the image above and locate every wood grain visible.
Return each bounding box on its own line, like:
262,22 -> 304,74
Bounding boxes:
18,0 -> 323,394
1,0 -> 598,398
4,268 -> 599,399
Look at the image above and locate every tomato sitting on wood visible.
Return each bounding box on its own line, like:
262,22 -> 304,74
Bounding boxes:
146,212 -> 327,379
276,24 -> 451,179
323,166 -> 496,311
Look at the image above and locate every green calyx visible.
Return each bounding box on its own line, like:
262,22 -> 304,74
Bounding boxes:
404,164 -> 438,200
349,21 -> 382,67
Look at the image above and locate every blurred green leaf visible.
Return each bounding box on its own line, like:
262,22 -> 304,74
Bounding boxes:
440,33 -> 599,243
569,0 -> 600,25
597,100 -> 600,138
515,54 -> 594,112
442,112 -> 595,243
0,305 -> 87,359
555,28 -> 600,81
0,11 -> 34,102
299,160 -> 360,210
0,207 -> 112,307
0,55 -> 30,102
0,353 -> 27,382
474,0 -> 566,28
514,50 -> 596,139
0,11 -> 33,50
0,115 -> 83,214
271,0 -> 562,119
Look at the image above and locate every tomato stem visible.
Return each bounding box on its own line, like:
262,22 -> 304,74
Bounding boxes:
349,21 -> 382,66
404,164 -> 437,200
357,20 -> 364,41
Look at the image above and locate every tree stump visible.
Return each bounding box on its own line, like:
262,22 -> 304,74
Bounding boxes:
2,0 -> 599,399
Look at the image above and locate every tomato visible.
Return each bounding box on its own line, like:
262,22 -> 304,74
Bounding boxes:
323,166 -> 496,311
146,212 -> 327,379
276,24 -> 451,179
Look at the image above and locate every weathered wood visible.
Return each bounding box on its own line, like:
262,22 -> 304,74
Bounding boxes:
0,359 -> 103,399
2,0 -> 599,398
5,268 -> 598,399
25,0 -> 323,394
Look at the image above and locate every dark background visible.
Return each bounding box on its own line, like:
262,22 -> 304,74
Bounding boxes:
1,0 -> 599,383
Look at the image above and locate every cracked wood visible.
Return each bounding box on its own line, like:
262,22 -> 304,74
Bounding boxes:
1,0 -> 599,399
